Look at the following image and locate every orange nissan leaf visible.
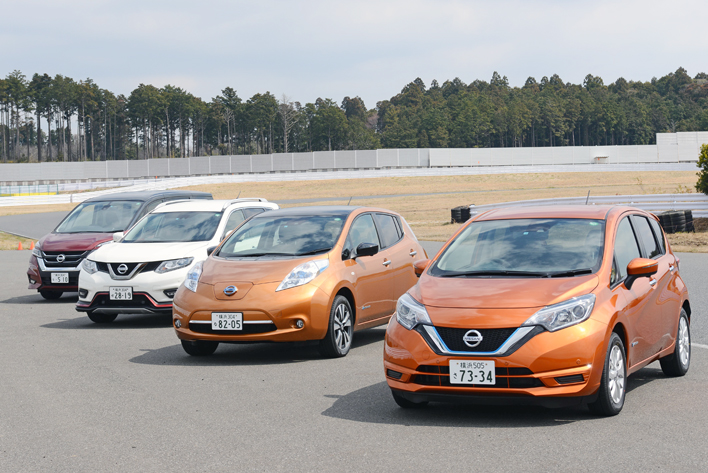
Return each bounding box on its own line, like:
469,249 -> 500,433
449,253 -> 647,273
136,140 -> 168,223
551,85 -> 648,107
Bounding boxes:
172,206 -> 426,358
384,205 -> 690,416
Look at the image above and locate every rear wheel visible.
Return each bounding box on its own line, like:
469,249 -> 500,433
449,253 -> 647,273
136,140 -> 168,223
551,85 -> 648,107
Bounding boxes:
391,390 -> 428,409
87,312 -> 118,324
589,332 -> 626,416
39,290 -> 62,300
181,340 -> 219,356
660,309 -> 690,377
319,295 -> 353,358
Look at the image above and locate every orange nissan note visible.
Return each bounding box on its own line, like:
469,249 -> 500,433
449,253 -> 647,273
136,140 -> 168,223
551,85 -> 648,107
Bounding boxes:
384,205 -> 690,416
173,206 -> 426,357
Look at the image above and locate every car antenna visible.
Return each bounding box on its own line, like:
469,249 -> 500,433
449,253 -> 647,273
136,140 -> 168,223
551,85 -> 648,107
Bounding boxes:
347,196 -> 353,205
237,190 -> 241,198
585,190 -> 591,205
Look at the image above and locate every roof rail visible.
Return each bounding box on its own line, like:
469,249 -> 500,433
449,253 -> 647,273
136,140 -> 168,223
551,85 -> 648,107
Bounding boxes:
154,199 -> 193,210
221,197 -> 269,211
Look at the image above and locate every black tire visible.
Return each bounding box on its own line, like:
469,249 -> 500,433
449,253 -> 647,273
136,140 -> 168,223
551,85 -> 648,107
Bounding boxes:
181,340 -> 219,356
87,312 -> 118,324
589,332 -> 626,417
660,309 -> 691,377
39,290 -> 62,300
318,295 -> 354,358
391,390 -> 429,409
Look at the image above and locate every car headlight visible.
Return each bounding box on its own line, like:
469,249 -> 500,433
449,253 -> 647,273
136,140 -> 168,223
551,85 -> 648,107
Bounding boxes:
276,259 -> 329,292
396,293 -> 432,330
32,242 -> 42,258
183,261 -> 203,292
155,257 -> 194,274
522,294 -> 596,332
82,259 -> 99,275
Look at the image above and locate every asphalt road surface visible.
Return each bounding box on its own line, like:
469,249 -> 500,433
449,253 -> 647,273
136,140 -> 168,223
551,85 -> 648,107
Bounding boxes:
1,248 -> 707,472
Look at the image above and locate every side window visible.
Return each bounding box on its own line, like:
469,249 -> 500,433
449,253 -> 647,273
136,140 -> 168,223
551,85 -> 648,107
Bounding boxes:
648,218 -> 666,255
614,217 -> 641,281
393,216 -> 404,238
222,210 -> 245,239
344,214 -> 380,258
373,213 -> 401,248
243,208 -> 266,219
631,215 -> 661,259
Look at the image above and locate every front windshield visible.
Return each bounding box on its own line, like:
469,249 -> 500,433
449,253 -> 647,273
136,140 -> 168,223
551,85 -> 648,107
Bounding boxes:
123,211 -> 223,243
218,214 -> 346,257
55,201 -> 143,233
430,218 -> 605,277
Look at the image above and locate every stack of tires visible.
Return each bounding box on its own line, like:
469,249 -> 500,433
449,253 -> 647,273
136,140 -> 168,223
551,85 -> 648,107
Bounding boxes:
451,206 -> 471,223
657,210 -> 694,234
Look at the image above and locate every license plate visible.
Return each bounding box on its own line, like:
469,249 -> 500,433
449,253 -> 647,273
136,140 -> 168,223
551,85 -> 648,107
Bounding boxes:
449,360 -> 496,385
50,272 -> 69,284
211,312 -> 243,330
109,287 -> 133,300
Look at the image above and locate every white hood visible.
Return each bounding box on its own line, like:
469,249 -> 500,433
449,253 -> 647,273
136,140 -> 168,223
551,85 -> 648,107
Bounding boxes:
88,241 -> 210,263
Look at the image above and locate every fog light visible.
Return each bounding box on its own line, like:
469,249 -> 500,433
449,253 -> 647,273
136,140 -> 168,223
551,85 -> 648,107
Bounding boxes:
296,319 -> 304,328
163,288 -> 178,298
174,319 -> 182,328
78,288 -> 88,298
29,278 -> 36,284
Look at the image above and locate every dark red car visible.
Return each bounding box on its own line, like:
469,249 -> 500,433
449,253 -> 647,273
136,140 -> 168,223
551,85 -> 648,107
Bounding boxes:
27,190 -> 212,299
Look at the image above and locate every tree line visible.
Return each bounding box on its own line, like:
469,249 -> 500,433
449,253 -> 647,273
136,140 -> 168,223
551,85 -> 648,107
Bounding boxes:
1,68 -> 707,163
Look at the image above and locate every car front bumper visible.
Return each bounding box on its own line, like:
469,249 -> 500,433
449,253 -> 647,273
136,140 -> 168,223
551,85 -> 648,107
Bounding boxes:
27,254 -> 80,292
172,280 -> 333,343
384,315 -> 608,405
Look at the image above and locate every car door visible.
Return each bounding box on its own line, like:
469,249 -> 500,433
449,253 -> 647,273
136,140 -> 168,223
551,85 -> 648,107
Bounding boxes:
342,213 -> 393,323
613,215 -> 659,366
632,215 -> 682,354
373,213 -> 418,303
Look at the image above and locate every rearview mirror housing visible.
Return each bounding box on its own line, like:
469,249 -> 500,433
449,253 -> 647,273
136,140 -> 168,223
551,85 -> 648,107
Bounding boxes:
413,259 -> 430,277
112,232 -> 124,242
355,243 -> 379,258
624,257 -> 658,290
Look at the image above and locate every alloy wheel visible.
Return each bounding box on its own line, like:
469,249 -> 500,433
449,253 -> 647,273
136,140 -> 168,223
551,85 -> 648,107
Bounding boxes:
608,344 -> 626,405
678,317 -> 690,367
333,303 -> 352,352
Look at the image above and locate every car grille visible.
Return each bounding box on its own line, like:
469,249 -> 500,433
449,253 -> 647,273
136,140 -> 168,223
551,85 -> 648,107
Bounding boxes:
42,251 -> 87,268
97,261 -> 160,275
412,365 -> 543,388
433,327 -> 516,353
188,323 -> 277,335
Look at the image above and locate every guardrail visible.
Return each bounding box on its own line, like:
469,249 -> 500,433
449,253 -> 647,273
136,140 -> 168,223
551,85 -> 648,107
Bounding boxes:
467,194 -> 708,218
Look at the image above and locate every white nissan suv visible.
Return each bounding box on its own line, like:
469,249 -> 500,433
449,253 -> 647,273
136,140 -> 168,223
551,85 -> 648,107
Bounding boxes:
76,198 -> 278,323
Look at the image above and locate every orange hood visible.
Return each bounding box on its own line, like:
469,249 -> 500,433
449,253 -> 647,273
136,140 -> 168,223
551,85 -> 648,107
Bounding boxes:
413,273 -> 599,310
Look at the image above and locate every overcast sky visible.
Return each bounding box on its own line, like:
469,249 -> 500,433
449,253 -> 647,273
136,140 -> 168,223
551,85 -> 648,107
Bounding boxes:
3,0 -> 707,109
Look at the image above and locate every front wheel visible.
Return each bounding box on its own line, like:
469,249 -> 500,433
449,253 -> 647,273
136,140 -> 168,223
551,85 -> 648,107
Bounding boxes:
319,295 -> 353,358
87,312 -> 118,324
181,340 -> 219,356
660,309 -> 690,377
589,332 -> 626,417
40,290 -> 62,300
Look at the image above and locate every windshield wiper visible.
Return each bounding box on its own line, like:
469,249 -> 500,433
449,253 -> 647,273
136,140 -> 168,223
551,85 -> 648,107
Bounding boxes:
232,252 -> 294,257
440,270 -> 549,278
546,268 -> 594,278
296,247 -> 332,256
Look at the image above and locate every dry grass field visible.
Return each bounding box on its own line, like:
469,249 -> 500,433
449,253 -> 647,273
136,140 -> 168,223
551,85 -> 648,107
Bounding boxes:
1,170 -> 705,251
0,232 -> 36,251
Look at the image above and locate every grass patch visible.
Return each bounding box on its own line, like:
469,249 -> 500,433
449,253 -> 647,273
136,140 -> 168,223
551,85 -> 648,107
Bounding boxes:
0,231 -> 36,251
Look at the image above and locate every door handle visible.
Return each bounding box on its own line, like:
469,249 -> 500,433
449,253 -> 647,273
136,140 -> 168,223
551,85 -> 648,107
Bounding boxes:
382,260 -> 391,266
409,250 -> 417,257
669,265 -> 675,271
649,279 -> 657,287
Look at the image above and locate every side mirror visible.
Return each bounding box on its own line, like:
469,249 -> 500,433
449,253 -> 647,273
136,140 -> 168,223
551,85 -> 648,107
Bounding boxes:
624,257 -> 658,290
112,232 -> 124,242
355,243 -> 379,258
206,246 -> 217,256
413,259 -> 430,277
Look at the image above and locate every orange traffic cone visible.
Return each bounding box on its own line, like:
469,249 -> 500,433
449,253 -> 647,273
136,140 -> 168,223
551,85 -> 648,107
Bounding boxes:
18,242 -> 23,250
30,241 -> 35,250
